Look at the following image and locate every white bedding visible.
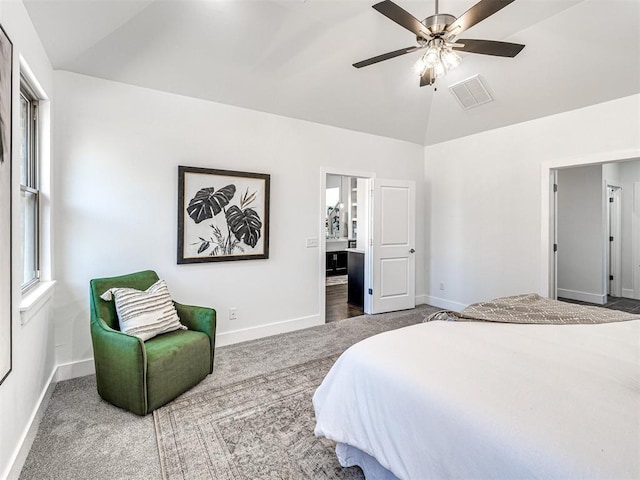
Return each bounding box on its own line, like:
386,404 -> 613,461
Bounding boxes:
313,320 -> 640,479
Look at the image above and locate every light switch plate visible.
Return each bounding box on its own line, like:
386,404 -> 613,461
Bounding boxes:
306,237 -> 319,248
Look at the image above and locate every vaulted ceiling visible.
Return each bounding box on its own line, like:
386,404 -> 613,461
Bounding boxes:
24,0 -> 640,145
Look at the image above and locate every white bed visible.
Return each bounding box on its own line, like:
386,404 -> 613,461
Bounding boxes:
313,319 -> 640,479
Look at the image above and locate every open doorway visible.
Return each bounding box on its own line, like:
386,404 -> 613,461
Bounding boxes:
551,159 -> 640,310
320,171 -> 417,322
323,173 -> 370,322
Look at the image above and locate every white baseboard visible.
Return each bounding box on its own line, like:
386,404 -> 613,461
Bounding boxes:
216,314 -> 323,347
42,316 -> 327,382
424,295 -> 467,312
622,288 -> 637,300
6,370 -> 57,480
2,314 -> 325,479
557,288 -> 606,305
54,358 -> 95,382
6,358 -> 95,480
415,294 -> 429,305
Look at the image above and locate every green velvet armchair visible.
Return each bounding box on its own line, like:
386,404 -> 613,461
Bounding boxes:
89,270 -> 216,415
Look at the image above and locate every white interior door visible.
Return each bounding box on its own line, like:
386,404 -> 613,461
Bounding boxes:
370,179 -> 416,314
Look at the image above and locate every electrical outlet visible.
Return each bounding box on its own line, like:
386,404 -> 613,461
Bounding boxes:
229,308 -> 237,320
439,282 -> 445,291
306,237 -> 319,248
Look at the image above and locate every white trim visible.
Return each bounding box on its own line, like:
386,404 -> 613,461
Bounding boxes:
415,294 -> 429,305
27,314 -> 330,381
556,288 -> 606,305
19,281 -> 56,326
3,310 -> 337,479
634,182 -> 640,300
216,314 -> 323,347
54,358 -> 95,382
606,185 -> 623,298
18,55 -> 49,100
541,148 -> 640,298
541,166 -> 552,298
424,295 -> 467,312
4,369 -> 56,480
5,353 -> 91,480
622,288 -> 635,299
600,178 -> 608,301
550,170 -> 558,299
18,56 -> 54,292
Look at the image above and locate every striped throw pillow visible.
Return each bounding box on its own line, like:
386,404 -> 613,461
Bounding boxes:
100,279 -> 186,341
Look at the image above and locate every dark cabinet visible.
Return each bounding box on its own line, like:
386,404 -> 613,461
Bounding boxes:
326,251 -> 347,276
347,251 -> 364,308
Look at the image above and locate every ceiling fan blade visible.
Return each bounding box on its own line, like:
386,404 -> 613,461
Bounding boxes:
453,39 -> 525,57
372,0 -> 430,38
353,46 -> 423,68
446,0 -> 516,37
420,68 -> 434,87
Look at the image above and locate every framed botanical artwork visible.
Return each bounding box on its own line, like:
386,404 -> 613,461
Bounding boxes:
178,166 -> 270,264
0,23 -> 12,386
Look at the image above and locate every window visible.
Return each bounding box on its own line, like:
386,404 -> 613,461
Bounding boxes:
19,77 -> 39,291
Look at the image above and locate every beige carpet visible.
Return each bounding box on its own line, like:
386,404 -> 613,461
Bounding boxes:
20,305 -> 438,479
154,354 -> 362,480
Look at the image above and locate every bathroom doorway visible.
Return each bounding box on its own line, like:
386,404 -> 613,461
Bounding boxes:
322,171 -> 372,322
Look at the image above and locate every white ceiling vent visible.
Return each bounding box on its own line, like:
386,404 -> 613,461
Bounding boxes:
449,75 -> 493,110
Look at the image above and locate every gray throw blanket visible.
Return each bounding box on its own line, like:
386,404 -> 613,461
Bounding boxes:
426,293 -> 640,324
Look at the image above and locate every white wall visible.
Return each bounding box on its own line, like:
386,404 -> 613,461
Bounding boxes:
52,71 -> 426,366
603,162 -> 622,186
0,1 -> 55,479
425,95 -> 640,310
556,165 -> 605,303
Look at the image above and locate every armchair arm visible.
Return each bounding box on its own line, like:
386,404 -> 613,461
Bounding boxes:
90,317 -> 149,415
174,301 -> 216,373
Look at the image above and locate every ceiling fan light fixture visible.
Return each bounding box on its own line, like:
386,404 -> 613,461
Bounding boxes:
413,57 -> 428,75
424,46 -> 439,65
355,0 -> 526,88
414,40 -> 460,81
442,48 -> 461,69
434,61 -> 446,77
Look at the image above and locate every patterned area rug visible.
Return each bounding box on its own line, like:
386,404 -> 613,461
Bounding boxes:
154,355 -> 363,480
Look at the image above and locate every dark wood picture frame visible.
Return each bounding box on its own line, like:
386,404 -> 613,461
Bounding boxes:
0,23 -> 13,386
178,166 -> 270,264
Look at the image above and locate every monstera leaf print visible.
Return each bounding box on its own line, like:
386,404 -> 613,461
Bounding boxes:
187,185 -> 236,224
225,206 -> 262,248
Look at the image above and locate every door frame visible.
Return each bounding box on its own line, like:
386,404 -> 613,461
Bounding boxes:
541,148 -> 640,299
634,182 -> 640,300
607,185 -> 622,298
319,167 -> 375,323
549,170 -> 558,299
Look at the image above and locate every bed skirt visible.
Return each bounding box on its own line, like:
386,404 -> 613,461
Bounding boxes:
336,443 -> 399,480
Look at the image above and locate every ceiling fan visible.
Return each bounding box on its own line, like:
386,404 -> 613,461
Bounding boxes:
353,0 -> 525,87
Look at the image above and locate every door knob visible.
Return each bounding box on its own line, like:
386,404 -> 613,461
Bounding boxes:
409,248 -> 415,254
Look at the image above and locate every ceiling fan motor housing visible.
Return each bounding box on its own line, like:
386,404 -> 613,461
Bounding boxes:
421,13 -> 456,38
